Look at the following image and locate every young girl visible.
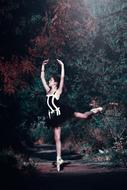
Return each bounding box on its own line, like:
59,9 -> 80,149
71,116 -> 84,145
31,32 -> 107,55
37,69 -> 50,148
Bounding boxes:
41,59 -> 102,172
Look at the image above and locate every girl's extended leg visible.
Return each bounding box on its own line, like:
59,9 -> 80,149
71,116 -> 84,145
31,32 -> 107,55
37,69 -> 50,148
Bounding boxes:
74,111 -> 93,119
74,107 -> 103,119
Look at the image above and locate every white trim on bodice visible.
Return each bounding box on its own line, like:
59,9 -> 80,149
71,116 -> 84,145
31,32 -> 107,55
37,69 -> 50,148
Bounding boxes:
46,92 -> 61,119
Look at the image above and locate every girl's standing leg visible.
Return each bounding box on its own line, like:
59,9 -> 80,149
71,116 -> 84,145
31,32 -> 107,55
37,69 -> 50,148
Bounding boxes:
54,127 -> 61,160
53,127 -> 63,171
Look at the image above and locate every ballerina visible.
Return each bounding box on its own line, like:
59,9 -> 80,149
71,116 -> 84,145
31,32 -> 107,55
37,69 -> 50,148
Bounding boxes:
41,59 -> 103,172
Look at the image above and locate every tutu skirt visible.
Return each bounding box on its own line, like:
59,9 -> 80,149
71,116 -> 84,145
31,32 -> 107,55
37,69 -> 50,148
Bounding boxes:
45,104 -> 75,128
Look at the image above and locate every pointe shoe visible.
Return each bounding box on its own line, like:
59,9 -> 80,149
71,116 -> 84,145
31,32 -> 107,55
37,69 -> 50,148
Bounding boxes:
57,158 -> 64,172
90,107 -> 103,114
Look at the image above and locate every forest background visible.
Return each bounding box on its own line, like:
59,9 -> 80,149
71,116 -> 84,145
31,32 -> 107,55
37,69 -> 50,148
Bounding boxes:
0,0 -> 127,167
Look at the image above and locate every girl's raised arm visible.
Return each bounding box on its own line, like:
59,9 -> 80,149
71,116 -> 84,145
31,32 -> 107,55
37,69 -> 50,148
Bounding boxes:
41,59 -> 50,93
57,59 -> 65,94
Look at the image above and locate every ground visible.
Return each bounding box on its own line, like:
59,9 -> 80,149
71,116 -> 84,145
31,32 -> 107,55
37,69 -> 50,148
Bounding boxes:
1,144 -> 127,190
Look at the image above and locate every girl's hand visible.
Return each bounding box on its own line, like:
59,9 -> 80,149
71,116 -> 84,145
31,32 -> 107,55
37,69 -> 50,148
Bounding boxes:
42,59 -> 49,65
57,59 -> 64,65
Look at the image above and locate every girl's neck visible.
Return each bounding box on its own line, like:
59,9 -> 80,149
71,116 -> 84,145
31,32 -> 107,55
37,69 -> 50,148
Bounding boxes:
50,86 -> 57,92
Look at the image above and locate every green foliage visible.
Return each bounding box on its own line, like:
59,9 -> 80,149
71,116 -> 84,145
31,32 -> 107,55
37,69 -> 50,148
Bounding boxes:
19,116 -> 53,144
111,145 -> 127,167
30,15 -> 42,24
0,0 -> 127,167
0,149 -> 17,167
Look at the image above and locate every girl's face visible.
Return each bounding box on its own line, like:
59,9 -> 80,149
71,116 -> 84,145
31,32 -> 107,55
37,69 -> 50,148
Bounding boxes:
49,77 -> 58,87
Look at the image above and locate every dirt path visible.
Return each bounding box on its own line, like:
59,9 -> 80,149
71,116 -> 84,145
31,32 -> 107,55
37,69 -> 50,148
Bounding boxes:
29,144 -> 127,175
1,144 -> 127,190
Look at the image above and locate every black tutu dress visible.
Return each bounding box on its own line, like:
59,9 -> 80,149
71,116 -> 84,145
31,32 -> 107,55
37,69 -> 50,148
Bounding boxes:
45,92 -> 75,128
